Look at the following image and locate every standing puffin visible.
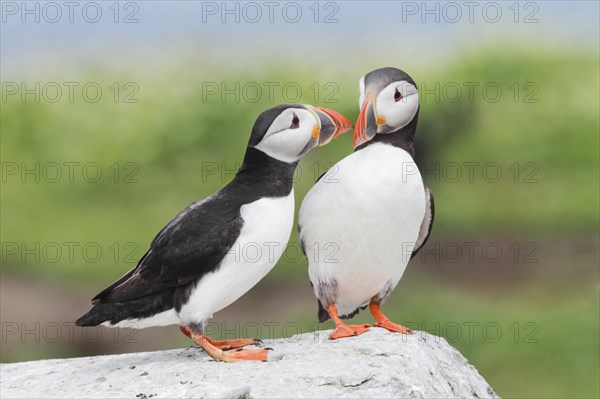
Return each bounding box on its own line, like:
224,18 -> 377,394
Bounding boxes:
76,104 -> 352,362
298,68 -> 434,339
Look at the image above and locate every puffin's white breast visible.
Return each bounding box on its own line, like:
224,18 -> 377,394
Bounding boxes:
178,190 -> 295,325
299,143 -> 425,314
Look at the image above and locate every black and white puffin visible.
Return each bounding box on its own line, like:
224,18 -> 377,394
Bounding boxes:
298,68 -> 434,339
76,104 -> 352,361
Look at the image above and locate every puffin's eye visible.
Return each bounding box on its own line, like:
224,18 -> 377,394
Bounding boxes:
291,114 -> 300,128
394,88 -> 403,102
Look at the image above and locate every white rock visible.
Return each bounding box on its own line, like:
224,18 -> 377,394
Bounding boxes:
1,329 -> 499,398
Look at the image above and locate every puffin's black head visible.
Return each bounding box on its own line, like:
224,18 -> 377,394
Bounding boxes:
354,67 -> 419,148
248,104 -> 352,163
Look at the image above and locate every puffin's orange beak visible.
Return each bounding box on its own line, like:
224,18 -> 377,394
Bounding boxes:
353,95 -> 377,148
314,107 -> 353,146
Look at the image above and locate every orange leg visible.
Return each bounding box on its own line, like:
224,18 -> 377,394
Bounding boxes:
180,326 -> 268,362
179,326 -> 261,350
369,303 -> 414,334
180,325 -> 192,338
326,304 -> 370,339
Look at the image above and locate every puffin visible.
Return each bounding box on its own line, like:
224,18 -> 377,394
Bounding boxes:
298,67 -> 434,339
76,104 -> 353,362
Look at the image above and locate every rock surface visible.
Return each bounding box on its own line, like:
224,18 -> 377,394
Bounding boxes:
1,328 -> 498,398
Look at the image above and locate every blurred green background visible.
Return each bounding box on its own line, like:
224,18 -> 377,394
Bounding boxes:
1,2 -> 599,398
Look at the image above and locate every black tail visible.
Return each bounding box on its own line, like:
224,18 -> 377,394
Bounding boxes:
76,289 -> 176,327
76,304 -> 114,326
317,299 -> 330,323
76,301 -> 143,326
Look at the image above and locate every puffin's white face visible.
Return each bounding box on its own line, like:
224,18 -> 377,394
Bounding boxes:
373,81 -> 419,132
254,108 -> 321,163
358,78 -> 419,133
354,75 -> 419,147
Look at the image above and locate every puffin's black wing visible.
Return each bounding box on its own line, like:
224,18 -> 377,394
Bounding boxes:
92,193 -> 243,304
411,186 -> 434,259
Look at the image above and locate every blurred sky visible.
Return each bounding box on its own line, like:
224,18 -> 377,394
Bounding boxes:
2,1 -> 599,77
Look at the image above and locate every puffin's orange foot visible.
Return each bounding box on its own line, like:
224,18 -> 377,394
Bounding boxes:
190,333 -> 270,363
369,303 -> 414,334
223,348 -> 270,362
180,327 -> 262,350
373,320 -> 414,334
212,338 -> 262,350
329,323 -> 370,339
